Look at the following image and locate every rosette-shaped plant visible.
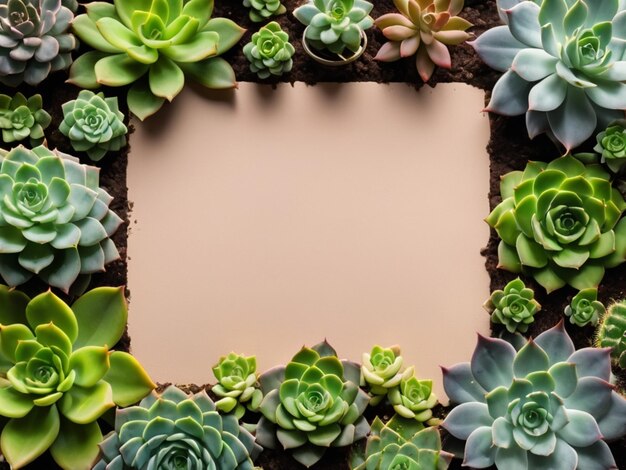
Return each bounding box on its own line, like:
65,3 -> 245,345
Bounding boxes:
0,146 -> 123,292
472,0 -> 626,150
486,155 -> 626,292
388,367 -> 438,424
594,120 -> 626,173
374,0 -> 472,82
94,385 -> 261,470
0,93 -> 51,146
212,352 -> 263,419
0,0 -> 76,86
351,415 -> 452,470
483,278 -> 541,333
59,90 -> 127,162
596,300 -> 626,368
243,22 -> 294,79
360,345 -> 403,406
564,287 -> 605,327
442,321 -> 626,469
70,0 -> 245,120
256,341 -> 370,467
0,286 -> 155,469
243,0 -> 286,23
293,0 -> 374,55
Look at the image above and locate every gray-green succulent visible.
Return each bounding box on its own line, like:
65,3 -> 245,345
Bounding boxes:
483,278 -> 541,333
360,345 -> 403,406
243,0 -> 286,23
0,93 -> 50,147
212,352 -> 263,419
594,120 -> 626,173
564,287 -> 605,327
243,21 -> 294,79
595,300 -> 626,368
388,368 -> 438,424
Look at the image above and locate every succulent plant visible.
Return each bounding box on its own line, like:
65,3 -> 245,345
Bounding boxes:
594,120 -> 626,173
0,145 -> 123,292
564,287 -> 605,327
442,321 -> 626,469
0,286 -> 155,469
486,155 -> 626,292
59,90 -> 128,162
256,341 -> 370,468
70,0 -> 245,120
388,367 -> 438,424
212,352 -> 263,419
243,0 -> 286,23
293,0 -> 374,55
351,415 -> 452,470
94,385 -> 262,470
0,0 -> 77,86
0,93 -> 51,147
360,345 -> 403,406
472,0 -> 626,150
596,300 -> 626,368
374,0 -> 472,82
243,22 -> 294,79
483,278 -> 541,333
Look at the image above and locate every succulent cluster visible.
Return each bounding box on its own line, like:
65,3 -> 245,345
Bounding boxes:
243,0 -> 286,23
388,368 -> 438,424
595,120 -> 626,174
95,385 -> 261,470
0,146 -> 123,292
564,288 -> 605,327
0,286 -> 154,469
212,352 -> 263,419
243,22 -> 294,79
443,322 -> 626,469
0,93 -> 51,146
360,345 -> 404,405
596,300 -> 626,368
374,0 -> 472,82
484,278 -> 541,333
486,155 -> 626,292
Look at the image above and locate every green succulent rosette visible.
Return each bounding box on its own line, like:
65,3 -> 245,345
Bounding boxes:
564,288 -> 605,327
360,345 -> 403,406
59,90 -> 128,162
243,0 -> 286,23
212,352 -> 263,419
0,286 -> 155,469
69,0 -> 245,120
0,93 -> 51,146
243,21 -> 294,79
594,120 -> 626,173
486,155 -> 626,293
388,367 -> 438,424
483,278 -> 541,333
596,300 -> 626,368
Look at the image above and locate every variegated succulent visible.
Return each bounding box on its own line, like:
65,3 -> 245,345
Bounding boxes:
212,352 -> 263,419
596,300 -> 626,368
243,0 -> 286,23
360,345 -> 404,406
483,278 -> 541,333
0,93 -> 50,147
564,288 -> 605,327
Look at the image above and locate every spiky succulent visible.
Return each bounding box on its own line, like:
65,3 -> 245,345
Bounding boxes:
256,341 -> 370,468
212,352 -> 263,419
374,0 -> 472,82
0,0 -> 76,86
69,0 -> 245,120
0,286 -> 155,469
293,0 -> 374,55
486,155 -> 626,292
0,93 -> 50,146
360,345 -> 403,406
243,0 -> 286,23
483,278 -> 541,333
243,21 -> 294,79
351,415 -> 452,470
442,321 -> 626,469
94,385 -> 262,470
388,367 -> 438,424
594,120 -> 626,173
595,300 -> 626,368
472,0 -> 626,150
564,287 -> 605,327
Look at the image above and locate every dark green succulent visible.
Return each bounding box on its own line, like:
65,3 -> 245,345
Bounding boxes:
596,300 -> 626,368
594,120 -> 626,174
564,288 -> 605,327
243,0 -> 286,22
0,93 -> 51,146
212,352 -> 263,419
483,278 -> 541,333
243,21 -> 294,79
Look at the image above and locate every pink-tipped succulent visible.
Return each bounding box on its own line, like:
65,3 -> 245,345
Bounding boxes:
374,0 -> 472,82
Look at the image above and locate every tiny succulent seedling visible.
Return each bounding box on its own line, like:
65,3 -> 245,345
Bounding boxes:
0,93 -> 51,147
243,0 -> 286,22
565,288 -> 605,327
212,352 -> 263,419
594,120 -> 626,174
360,345 -> 404,406
243,22 -> 295,79
595,300 -> 626,368
484,278 -> 541,333
388,367 -> 439,424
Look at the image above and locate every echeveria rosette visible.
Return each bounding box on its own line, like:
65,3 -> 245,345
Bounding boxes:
596,300 -> 626,368
0,286 -> 155,469
293,0 -> 374,55
472,0 -> 626,151
243,0 -> 286,23
360,345 -> 403,406
256,341 -> 370,468
483,278 -> 541,333
212,352 -> 263,419
486,155 -> 626,293
93,385 -> 262,470
0,146 -> 123,292
0,93 -> 51,146
374,0 -> 472,82
243,21 -> 294,79
59,90 -> 128,162
564,287 -> 605,327
69,0 -> 245,121
442,321 -> 626,469
388,367 -> 438,424
595,120 -> 626,173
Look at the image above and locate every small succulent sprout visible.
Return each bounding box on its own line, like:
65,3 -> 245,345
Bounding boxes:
243,22 -> 295,79
212,352 -> 263,419
594,120 -> 626,174
256,341 -> 370,468
595,300 -> 626,368
483,278 -> 541,334
442,321 -> 626,469
388,367 -> 438,424
486,155 -> 626,293
0,286 -> 155,469
59,90 -> 127,162
360,345 -> 403,406
0,93 -> 51,146
374,0 -> 472,82
564,288 -> 605,327
293,0 -> 374,55
243,0 -> 287,23
94,385 -> 262,470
